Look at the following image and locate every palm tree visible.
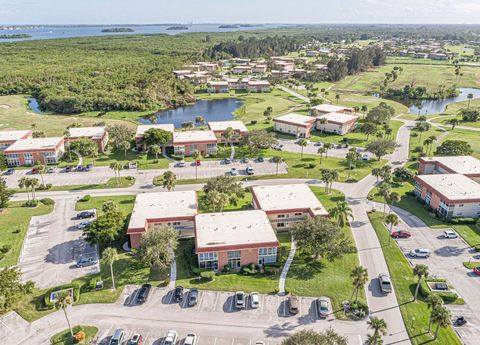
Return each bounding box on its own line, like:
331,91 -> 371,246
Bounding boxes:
413,264 -> 429,301
63,130 -> 71,155
345,148 -> 360,179
222,127 -> 235,148
271,156 -> 284,175
432,305 -> 451,340
317,117 -> 327,134
323,143 -> 333,158
297,138 -> 308,159
109,162 -> 123,186
150,145 -> 162,160
330,201 -> 354,228
387,192 -> 401,213
367,317 -> 388,338
55,291 -> 74,338
36,165 -> 47,187
18,177 -> 30,202
317,147 -> 326,165
378,183 -> 391,213
351,265 -> 368,304
426,294 -> 444,334
29,178 -> 39,201
192,150 -> 200,181
162,171 -> 177,191
467,93 -> 474,109
335,94 -> 340,103
365,334 -> 383,345
372,167 -> 382,182
385,213 -> 399,245
103,247 -> 118,290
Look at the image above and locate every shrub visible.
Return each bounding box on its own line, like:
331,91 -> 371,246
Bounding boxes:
306,163 -> 316,169
419,278 -> 458,303
23,200 -> 38,207
273,287 -> 279,294
43,282 -> 81,309
241,263 -> 259,275
79,195 -> 91,202
264,266 -> 276,276
446,217 -> 477,225
89,278 -> 97,291
284,288 -> 291,295
474,244 -> 480,253
74,331 -> 86,343
223,264 -> 231,273
40,198 -> 55,205
0,244 -> 11,254
126,176 -> 135,181
414,146 -> 423,153
250,120 -> 257,125
200,270 -> 215,281
12,228 -> 21,234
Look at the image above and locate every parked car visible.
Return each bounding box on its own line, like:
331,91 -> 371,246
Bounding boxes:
109,329 -> 125,345
442,230 -> 458,239
316,297 -> 329,318
195,160 -> 201,166
47,166 -> 57,173
242,157 -> 250,163
362,153 -> 369,161
250,292 -> 260,309
84,163 -> 93,171
288,296 -> 299,315
188,288 -> 199,306
76,165 -> 85,172
76,256 -> 98,268
76,221 -> 92,230
173,286 -> 184,302
230,167 -> 238,176
128,334 -> 143,345
3,168 -> 14,175
77,210 -> 96,219
314,141 -> 322,147
177,160 -> 186,167
391,230 -> 411,239
473,267 -> 480,276
163,330 -> 178,345
378,273 -> 392,294
410,248 -> 431,258
246,166 -> 254,175
455,316 -> 467,326
136,284 -> 151,304
184,333 -> 197,345
255,342 -> 265,345
224,158 -> 232,164
30,167 -> 38,174
235,291 -> 245,309
257,156 -> 265,162
273,144 -> 283,151
64,165 -> 73,172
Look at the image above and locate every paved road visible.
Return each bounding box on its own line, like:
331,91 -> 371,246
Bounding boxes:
276,85 -> 310,103
428,116 -> 480,132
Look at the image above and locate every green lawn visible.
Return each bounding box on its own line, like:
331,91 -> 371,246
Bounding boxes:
51,326 -> 98,345
408,126 -> 446,158
369,212 -> 461,345
324,92 -> 408,116
431,115 -> 480,129
81,148 -> 170,170
0,201 -> 54,268
286,186 -> 364,315
197,191 -> 253,213
438,128 -> 480,159
75,195 -> 136,215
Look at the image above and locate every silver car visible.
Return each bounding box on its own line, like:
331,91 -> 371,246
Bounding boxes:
410,248 -> 431,258
316,296 -> 329,318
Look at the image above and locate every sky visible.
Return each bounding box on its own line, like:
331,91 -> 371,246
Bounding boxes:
0,0 -> 479,25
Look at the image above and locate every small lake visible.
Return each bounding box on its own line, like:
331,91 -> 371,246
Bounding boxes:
138,98 -> 244,128
408,88 -> 480,115
28,97 -> 44,113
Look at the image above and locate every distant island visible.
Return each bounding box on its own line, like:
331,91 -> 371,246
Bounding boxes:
101,28 -> 134,33
166,26 -> 189,31
0,34 -> 31,39
219,24 -> 240,29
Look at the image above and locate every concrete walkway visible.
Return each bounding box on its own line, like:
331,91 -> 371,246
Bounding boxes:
278,237 -> 296,295
168,249 -> 176,289
276,85 -> 310,103
230,142 -> 235,160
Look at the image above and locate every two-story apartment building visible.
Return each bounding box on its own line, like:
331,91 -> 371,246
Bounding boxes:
4,137 -> 65,166
418,156 -> 480,182
66,127 -> 109,153
207,120 -> 248,144
173,130 -> 217,156
251,184 -> 329,230
315,112 -> 359,135
127,191 -> 198,248
273,113 -> 317,138
134,124 -> 175,151
0,130 -> 32,151
247,80 -> 271,93
311,104 -> 355,115
195,210 -> 279,270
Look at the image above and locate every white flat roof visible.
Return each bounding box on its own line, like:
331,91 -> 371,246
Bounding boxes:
173,130 -> 217,144
208,121 -> 248,132
312,104 -> 353,113
195,210 -> 278,250
273,113 -> 316,126
0,130 -> 31,142
317,112 -> 359,124
422,156 -> 480,175
208,81 -> 229,86
416,174 -> 480,201
135,124 -> 175,138
67,127 -> 105,139
5,137 -> 63,152
128,191 -> 198,230
252,184 -> 328,216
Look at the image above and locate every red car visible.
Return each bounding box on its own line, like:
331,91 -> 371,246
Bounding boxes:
195,159 -> 201,166
391,230 -> 411,239
473,267 -> 480,276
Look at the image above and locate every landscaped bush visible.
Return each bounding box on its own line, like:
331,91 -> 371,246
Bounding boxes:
263,266 -> 277,276
0,244 -> 12,254
79,195 -> 91,202
40,198 -> 55,205
474,244 -> 480,253
241,263 -> 259,275
38,183 -> 53,190
200,270 -> 215,281
43,282 -> 81,309
419,278 -> 458,303
446,217 -> 477,225
250,120 -> 257,125
348,300 -> 369,317
306,163 -> 316,169
223,264 -> 231,273
23,200 -> 38,207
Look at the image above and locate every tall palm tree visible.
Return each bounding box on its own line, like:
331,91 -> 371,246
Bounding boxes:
29,178 -> 39,201
162,171 -> 177,191
330,201 -> 354,228
323,142 -> 333,158
426,294 -> 444,334
192,150 -> 200,181
18,177 -> 30,201
317,118 -> 327,134
350,265 -> 368,304
109,162 -> 123,186
432,305 -> 451,340
317,147 -> 326,165
366,334 -> 383,345
413,264 -> 429,301
385,213 -> 399,245
271,156 -> 284,175
345,148 -> 360,179
222,127 -> 235,148
378,183 -> 391,213
297,138 -> 308,159
55,291 -> 74,338
447,118 -> 459,130
367,316 -> 388,338
103,247 -> 118,290
387,192 -> 401,213
36,165 -> 47,187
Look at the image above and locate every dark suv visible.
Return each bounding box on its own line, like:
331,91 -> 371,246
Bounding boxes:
136,284 -> 151,304
77,211 -> 95,219
173,286 -> 184,302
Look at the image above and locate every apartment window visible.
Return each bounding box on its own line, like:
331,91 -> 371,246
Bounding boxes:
294,212 -> 302,216
277,214 -> 285,218
189,144 -> 197,152
174,146 -> 185,155
227,251 -> 241,269
6,154 -> 20,167
24,153 -> 33,159
198,252 -> 218,270
459,204 -> 464,207
172,222 -> 181,226
206,143 -> 217,153
277,222 -> 285,228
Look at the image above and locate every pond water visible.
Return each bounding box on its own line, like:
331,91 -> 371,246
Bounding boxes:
138,98 -> 244,128
408,88 -> 480,115
28,97 -> 43,113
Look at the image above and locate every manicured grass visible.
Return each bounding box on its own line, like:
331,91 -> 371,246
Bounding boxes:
463,262 -> 480,269
438,128 -> 480,159
324,92 -> 408,116
431,115 -> 480,129
369,212 -> 461,345
385,57 -> 455,66
285,186 -> 364,315
51,325 -> 98,345
75,195 -> 135,215
408,126 -> 446,158
0,201 -> 54,268
197,191 -> 253,213
82,149 -> 170,170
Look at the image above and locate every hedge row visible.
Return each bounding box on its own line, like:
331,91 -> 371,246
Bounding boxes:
43,282 -> 81,309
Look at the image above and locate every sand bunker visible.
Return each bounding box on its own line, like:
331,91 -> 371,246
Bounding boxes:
0,104 -> 11,109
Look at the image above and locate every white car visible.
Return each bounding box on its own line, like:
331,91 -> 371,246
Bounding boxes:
163,330 -> 177,345
230,167 -> 238,176
443,230 -> 458,239
177,160 -> 186,167
255,342 -> 265,345
410,248 -> 431,258
184,333 -> 197,345
250,292 -> 260,309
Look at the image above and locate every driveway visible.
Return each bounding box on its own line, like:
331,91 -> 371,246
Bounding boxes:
18,198 -> 99,288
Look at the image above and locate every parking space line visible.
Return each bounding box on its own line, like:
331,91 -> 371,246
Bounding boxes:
213,338 -> 217,345
213,291 -> 220,310
167,289 -> 174,304
231,338 -> 235,345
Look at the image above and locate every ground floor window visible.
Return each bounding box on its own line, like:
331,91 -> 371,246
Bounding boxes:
227,250 -> 241,269
198,252 -> 218,271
